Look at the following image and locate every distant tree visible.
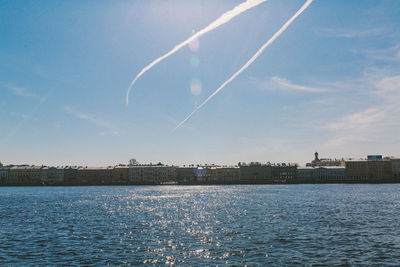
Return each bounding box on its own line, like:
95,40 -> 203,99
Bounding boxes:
157,162 -> 163,166
0,161 -> 3,167
128,159 -> 139,166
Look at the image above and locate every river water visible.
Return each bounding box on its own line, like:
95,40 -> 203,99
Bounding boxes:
0,185 -> 399,265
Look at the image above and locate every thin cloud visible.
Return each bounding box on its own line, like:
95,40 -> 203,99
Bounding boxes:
324,73 -> 400,149
10,112 -> 34,120
374,74 -> 400,97
125,0 -> 269,105
64,106 -> 119,135
316,27 -> 385,38
174,0 -> 314,131
324,135 -> 371,148
351,43 -> 400,62
268,76 -> 331,93
99,131 -> 120,136
6,84 -> 46,101
328,108 -> 385,131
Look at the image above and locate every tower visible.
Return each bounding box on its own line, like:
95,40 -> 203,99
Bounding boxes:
314,152 -> 319,162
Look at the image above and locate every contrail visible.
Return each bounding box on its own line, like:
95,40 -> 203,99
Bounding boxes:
174,0 -> 313,131
126,0 -> 268,106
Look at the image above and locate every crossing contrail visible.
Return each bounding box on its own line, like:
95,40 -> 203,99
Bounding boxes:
173,0 -> 313,131
126,0 -> 268,106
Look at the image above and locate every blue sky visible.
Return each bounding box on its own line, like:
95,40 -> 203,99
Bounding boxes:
1,0 -> 399,166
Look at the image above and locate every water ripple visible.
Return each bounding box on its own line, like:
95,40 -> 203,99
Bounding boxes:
1,185 -> 400,265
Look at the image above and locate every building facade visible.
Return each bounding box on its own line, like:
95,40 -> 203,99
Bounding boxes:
113,166 -> 129,183
239,163 -> 272,183
317,166 -> 346,182
297,167 -> 318,183
64,167 -> 78,184
8,166 -> 42,185
41,167 -> 64,184
129,165 -> 175,184
391,159 -> 400,179
297,166 -> 346,183
345,159 -> 393,181
306,152 -> 345,167
77,167 -> 113,184
175,166 -> 197,183
271,164 -> 297,183
0,167 -> 9,184
215,167 -> 240,183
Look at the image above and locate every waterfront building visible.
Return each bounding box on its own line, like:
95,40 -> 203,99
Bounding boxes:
198,166 -> 217,183
345,157 -> 393,182
77,167 -> 113,184
297,167 -> 318,183
367,155 -> 383,161
239,162 -> 297,183
271,164 -> 297,183
306,152 -> 345,167
8,166 -> 42,185
41,167 -> 64,184
316,166 -> 346,182
40,167 -> 48,183
297,166 -> 346,183
0,167 -> 9,184
175,166 -> 197,183
129,165 -> 175,184
64,166 -> 78,184
239,163 -> 272,183
391,159 -> 400,179
215,167 -> 240,183
113,166 -> 129,183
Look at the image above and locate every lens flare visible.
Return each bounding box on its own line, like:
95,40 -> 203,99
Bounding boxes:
125,0 -> 269,106
173,0 -> 314,131
190,79 -> 202,96
189,38 -> 200,52
190,55 -> 200,68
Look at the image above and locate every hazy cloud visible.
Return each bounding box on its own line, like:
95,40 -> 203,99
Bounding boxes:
64,106 -> 120,135
316,27 -> 385,38
268,76 -> 332,93
6,84 -> 46,101
328,108 -> 385,131
99,131 -> 120,136
324,73 -> 400,149
10,112 -> 34,120
374,74 -> 400,97
351,44 -> 400,62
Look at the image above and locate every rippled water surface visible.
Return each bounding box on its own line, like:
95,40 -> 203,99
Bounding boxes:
1,185 -> 400,265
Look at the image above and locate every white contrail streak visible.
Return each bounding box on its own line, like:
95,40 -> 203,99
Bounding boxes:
173,0 -> 313,131
126,0 -> 268,106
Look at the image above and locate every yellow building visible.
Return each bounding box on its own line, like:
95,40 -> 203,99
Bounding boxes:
77,167 -> 113,184
239,162 -> 272,183
129,165 -> 175,184
216,167 -> 240,183
392,159 -> 400,179
113,166 -> 129,183
8,166 -> 42,185
0,167 -> 9,184
175,166 -> 197,183
345,159 -> 393,181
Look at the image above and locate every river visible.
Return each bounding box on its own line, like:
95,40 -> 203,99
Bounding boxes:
1,184 -> 399,265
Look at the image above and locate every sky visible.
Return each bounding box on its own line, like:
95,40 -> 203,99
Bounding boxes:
1,0 -> 400,166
